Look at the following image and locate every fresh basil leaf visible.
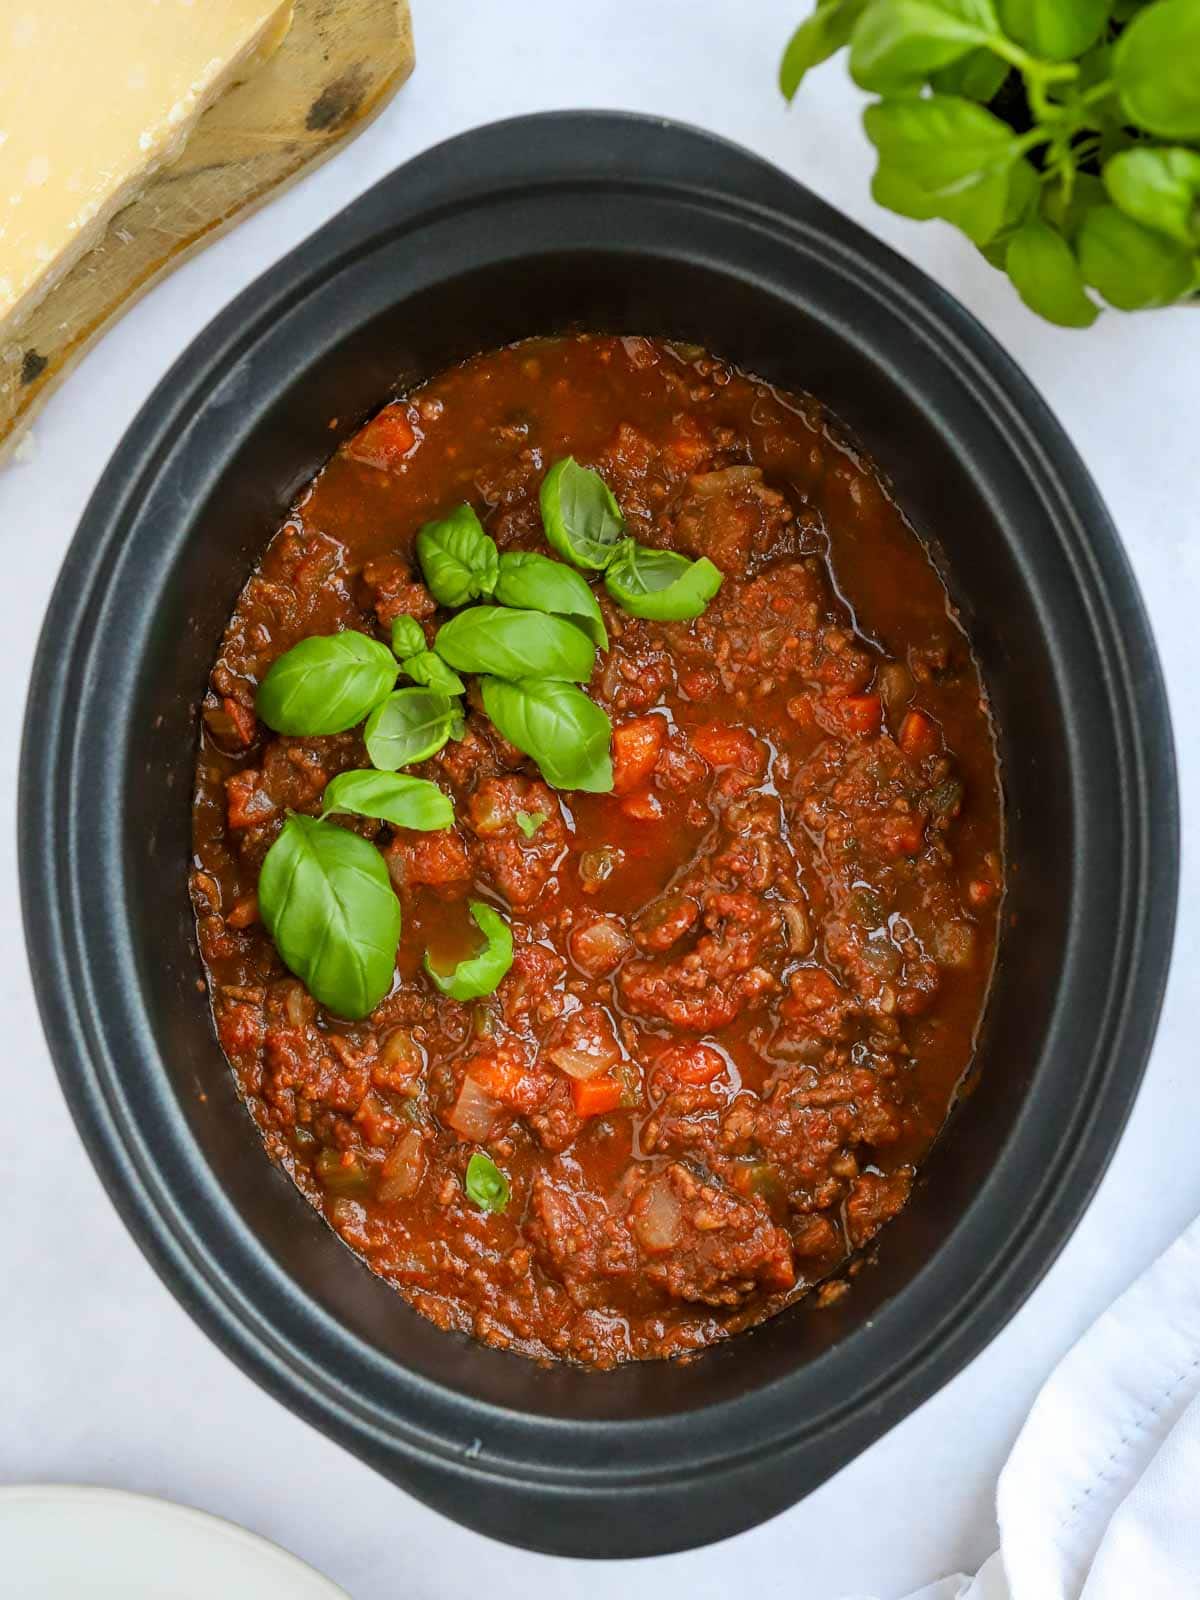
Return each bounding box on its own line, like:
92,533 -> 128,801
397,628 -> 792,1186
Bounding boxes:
400,651 -> 467,695
850,1 -> 996,94
780,0 -> 869,98
415,504 -> 499,607
390,615 -> 426,658
930,47 -> 1010,99
322,770 -> 454,831
464,1150 -> 510,1212
998,0 -> 1111,60
424,900 -> 514,1001
494,550 -> 609,648
539,458 -> 626,572
604,541 -> 724,621
1042,172 -> 1108,240
364,688 -> 464,770
978,159 -> 1044,267
872,164 -> 943,220
434,606 -> 596,683
480,677 -> 614,793
515,809 -> 548,838
1006,218 -> 1100,325
259,814 -> 400,1019
864,96 -> 1022,243
1078,203 -> 1196,307
256,632 -> 397,736
1114,0 -> 1200,138
1104,146 -> 1200,244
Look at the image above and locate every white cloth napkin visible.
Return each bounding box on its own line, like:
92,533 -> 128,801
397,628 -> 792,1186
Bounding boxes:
849,1215 -> 1200,1600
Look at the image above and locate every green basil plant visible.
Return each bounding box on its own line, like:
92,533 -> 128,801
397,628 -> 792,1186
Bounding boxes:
781,0 -> 1200,324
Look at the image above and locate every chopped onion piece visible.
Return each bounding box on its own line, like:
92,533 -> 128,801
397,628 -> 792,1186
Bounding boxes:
632,1177 -> 683,1253
447,1074 -> 500,1140
376,1127 -> 426,1202
548,1044 -> 619,1081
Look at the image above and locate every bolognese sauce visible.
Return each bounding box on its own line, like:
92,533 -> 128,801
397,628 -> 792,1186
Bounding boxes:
190,334 -> 1002,1367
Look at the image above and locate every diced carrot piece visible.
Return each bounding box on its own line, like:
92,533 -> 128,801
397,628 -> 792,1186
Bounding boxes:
656,1042 -> 726,1085
466,1054 -> 528,1102
571,1076 -> 623,1118
225,771 -> 276,830
835,693 -> 883,738
967,876 -> 998,908
222,697 -> 257,748
612,715 -> 667,795
225,893 -> 260,929
691,722 -> 766,777
621,788 -> 663,821
899,709 -> 939,760
345,404 -> 420,470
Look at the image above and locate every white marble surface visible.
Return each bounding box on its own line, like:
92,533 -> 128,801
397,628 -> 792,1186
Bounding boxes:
1,4 -> 1196,1597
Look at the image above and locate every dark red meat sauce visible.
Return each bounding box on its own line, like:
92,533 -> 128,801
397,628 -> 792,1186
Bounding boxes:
191,334 -> 1003,1368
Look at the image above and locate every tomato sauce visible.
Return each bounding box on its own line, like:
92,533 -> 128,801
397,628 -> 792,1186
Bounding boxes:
191,334 -> 1003,1367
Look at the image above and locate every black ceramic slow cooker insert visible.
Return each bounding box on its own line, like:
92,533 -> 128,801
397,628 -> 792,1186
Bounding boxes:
19,113 -> 1178,1558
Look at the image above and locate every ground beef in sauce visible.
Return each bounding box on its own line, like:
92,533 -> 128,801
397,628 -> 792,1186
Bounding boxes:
190,333 -> 1003,1368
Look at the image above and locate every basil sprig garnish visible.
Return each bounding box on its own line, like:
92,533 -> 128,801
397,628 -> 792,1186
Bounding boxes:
256,632 -> 397,735
390,615 -> 426,657
604,541 -> 724,621
465,1151 -> 510,1213
480,676 -> 613,793
539,457 -> 626,571
424,899 -> 514,999
415,504 -> 499,606
248,449 -> 731,1018
434,606 -> 595,683
365,688 -> 465,771
258,814 -> 401,1019
322,770 -> 454,831
493,550 -> 608,647
399,651 -> 466,695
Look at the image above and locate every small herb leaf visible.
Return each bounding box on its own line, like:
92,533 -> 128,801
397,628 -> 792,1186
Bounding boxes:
364,688 -> 464,770
539,458 -> 626,571
864,95 -> 1022,243
415,504 -> 499,607
434,606 -> 596,682
1006,217 -> 1100,326
322,770 -> 454,831
256,633 -> 397,736
850,1 -> 995,95
464,1150 -> 510,1213
1104,146 -> 1200,244
400,651 -> 467,695
604,541 -> 724,621
1114,0 -> 1200,139
390,616 -> 425,658
258,814 -> 400,1019
1077,203 -> 1196,308
424,900 -> 514,1001
929,46 -> 1010,99
515,809 -> 548,838
780,0 -> 869,98
998,0 -> 1111,61
494,550 -> 609,647
480,677 -> 613,793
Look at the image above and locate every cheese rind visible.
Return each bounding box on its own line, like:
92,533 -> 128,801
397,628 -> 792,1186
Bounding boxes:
0,1 -> 293,332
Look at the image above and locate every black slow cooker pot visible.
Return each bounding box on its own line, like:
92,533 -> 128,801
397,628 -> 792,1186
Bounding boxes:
20,113 -> 1178,1558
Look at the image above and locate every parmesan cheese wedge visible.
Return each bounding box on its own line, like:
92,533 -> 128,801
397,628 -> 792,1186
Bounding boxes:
0,0 -> 294,334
